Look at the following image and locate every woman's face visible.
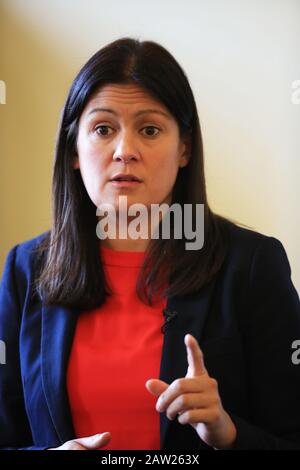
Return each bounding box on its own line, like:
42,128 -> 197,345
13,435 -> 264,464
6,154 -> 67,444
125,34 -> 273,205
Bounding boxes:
74,83 -> 190,212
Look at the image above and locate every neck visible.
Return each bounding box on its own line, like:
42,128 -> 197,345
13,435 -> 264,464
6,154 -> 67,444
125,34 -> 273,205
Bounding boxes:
101,237 -> 150,252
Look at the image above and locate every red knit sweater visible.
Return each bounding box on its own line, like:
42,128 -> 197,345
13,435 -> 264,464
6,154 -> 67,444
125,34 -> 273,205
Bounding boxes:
67,245 -> 167,450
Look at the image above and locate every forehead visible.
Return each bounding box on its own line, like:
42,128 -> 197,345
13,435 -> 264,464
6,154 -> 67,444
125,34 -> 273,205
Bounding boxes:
82,83 -> 171,117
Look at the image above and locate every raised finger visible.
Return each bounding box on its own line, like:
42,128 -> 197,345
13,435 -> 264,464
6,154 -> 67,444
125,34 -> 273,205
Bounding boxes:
185,334 -> 207,377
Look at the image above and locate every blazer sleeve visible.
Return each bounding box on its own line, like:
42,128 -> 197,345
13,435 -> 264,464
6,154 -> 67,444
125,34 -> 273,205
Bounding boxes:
229,236 -> 300,450
0,245 -> 47,450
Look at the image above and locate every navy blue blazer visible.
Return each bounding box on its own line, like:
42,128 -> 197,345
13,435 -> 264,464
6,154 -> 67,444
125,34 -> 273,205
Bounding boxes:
1,220 -> 300,450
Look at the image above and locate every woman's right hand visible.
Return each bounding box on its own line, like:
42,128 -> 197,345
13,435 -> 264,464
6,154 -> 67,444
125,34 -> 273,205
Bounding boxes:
48,432 -> 111,450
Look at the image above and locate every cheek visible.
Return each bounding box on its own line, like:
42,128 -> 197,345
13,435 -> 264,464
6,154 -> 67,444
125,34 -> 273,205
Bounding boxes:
79,155 -> 102,189
77,133 -> 104,172
152,148 -> 180,184
76,138 -> 108,202
146,148 -> 180,203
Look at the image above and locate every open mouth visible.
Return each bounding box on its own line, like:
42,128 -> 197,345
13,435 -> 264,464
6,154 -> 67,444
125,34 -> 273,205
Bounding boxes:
110,175 -> 142,182
109,174 -> 143,186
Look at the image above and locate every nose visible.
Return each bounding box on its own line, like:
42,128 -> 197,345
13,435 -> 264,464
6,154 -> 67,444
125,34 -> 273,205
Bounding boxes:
112,132 -> 140,163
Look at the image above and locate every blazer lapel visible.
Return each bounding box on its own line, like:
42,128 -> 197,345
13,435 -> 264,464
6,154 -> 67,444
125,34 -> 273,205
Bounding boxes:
41,304 -> 78,444
159,279 -> 216,449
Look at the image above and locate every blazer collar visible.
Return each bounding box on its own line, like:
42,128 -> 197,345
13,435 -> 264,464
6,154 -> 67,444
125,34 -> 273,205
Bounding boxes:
41,280 -> 215,447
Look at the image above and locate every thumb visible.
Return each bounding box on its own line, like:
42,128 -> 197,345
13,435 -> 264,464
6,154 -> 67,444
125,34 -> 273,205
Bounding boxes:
74,432 -> 111,449
146,379 -> 169,397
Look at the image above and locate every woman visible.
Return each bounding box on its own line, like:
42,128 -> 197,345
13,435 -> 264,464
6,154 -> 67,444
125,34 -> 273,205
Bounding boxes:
0,37 -> 300,451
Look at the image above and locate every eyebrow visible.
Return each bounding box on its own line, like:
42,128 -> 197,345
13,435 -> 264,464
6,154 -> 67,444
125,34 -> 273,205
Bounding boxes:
86,107 -> 172,120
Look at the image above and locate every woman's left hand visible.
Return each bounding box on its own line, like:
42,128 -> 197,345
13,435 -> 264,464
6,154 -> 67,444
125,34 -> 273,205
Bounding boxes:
145,334 -> 237,450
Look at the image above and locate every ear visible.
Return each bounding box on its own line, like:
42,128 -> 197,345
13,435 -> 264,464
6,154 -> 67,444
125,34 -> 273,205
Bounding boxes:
179,130 -> 191,168
73,154 -> 80,170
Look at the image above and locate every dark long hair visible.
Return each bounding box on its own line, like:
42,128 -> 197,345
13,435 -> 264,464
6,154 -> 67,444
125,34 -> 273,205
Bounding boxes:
34,37 -> 240,310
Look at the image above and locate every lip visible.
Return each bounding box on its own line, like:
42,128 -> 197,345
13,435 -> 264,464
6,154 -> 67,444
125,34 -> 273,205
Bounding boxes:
109,180 -> 142,188
110,173 -> 142,183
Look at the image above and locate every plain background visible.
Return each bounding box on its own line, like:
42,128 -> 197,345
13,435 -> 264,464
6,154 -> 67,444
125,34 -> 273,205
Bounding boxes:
0,0 -> 299,293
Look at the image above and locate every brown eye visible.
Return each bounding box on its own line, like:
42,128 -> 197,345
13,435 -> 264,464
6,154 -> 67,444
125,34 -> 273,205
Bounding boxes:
95,125 -> 113,136
141,126 -> 160,137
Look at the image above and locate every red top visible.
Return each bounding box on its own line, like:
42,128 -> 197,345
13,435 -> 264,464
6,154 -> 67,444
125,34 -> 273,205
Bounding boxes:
67,244 -> 167,450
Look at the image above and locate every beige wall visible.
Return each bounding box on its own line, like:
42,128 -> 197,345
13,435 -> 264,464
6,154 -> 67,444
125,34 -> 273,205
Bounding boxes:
1,0 -> 300,293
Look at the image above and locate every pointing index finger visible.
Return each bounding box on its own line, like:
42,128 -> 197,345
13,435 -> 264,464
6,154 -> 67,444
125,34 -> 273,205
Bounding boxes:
185,334 -> 207,377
